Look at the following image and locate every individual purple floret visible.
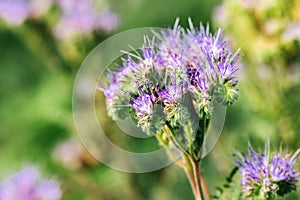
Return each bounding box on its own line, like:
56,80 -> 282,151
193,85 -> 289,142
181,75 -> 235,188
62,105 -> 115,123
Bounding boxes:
234,141 -> 300,198
159,82 -> 184,103
99,71 -> 120,105
0,165 -> 62,200
130,93 -> 153,126
157,18 -> 182,57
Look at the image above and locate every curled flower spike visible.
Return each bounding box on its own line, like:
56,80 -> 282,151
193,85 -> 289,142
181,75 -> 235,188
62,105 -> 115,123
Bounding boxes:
234,141 -> 300,199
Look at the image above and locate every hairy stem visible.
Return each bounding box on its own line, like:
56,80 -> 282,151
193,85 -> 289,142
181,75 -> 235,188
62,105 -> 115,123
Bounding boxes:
184,155 -> 211,200
190,158 -> 204,200
155,133 -> 185,167
200,172 -> 211,200
183,154 -> 200,200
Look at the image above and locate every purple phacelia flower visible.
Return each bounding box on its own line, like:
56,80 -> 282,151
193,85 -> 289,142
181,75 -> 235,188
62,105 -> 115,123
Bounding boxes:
0,165 -> 62,200
99,18 -> 242,135
234,141 -> 300,199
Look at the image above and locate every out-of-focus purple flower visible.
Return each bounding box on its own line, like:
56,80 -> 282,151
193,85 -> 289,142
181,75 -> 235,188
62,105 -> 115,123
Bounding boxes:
239,0 -> 275,10
29,0 -> 52,18
55,0 -> 74,11
97,11 -> 119,32
52,139 -> 83,170
55,0 -> 87,38
0,0 -> 31,25
282,22 -> 300,41
0,166 -> 62,200
212,4 -> 228,25
262,19 -> 282,36
0,0 -> 52,25
234,141 -> 300,198
54,0 -> 118,39
0,0 -> 119,36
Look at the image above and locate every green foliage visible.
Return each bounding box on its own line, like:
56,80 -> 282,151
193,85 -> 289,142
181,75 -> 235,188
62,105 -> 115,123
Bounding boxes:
276,181 -> 297,197
212,78 -> 239,106
212,167 -> 242,200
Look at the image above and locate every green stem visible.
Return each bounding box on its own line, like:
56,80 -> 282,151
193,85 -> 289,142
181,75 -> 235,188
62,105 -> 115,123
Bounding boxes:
190,158 -> 204,200
155,133 -> 185,167
163,116 -> 211,200
183,152 -> 211,200
164,124 -> 190,157
183,154 -> 200,200
200,172 -> 212,200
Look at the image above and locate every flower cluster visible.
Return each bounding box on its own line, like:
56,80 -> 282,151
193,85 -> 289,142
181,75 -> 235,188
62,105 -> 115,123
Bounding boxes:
234,141 -> 300,199
100,19 -> 241,157
0,0 -> 118,39
0,165 -> 62,200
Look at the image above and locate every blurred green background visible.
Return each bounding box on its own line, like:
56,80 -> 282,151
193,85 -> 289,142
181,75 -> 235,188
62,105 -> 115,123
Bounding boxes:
0,0 -> 300,199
